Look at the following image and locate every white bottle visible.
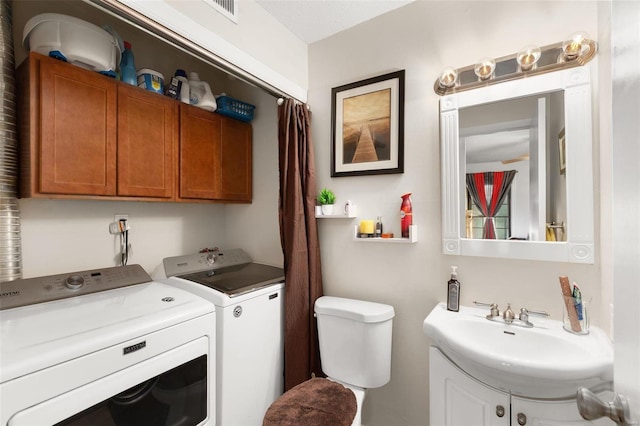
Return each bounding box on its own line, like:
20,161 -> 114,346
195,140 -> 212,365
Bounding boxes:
188,72 -> 217,111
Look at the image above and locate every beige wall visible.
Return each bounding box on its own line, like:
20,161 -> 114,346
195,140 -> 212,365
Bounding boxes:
308,2 -> 604,424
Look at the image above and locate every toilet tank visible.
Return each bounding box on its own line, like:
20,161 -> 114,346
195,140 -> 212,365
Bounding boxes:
314,296 -> 394,389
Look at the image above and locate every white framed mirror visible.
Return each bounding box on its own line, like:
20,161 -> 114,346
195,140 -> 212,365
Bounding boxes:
440,67 -> 594,263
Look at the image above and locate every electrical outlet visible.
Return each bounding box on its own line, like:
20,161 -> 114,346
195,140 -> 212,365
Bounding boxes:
109,214 -> 131,234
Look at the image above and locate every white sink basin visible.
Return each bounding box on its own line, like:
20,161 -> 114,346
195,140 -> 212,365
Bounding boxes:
423,302 -> 613,398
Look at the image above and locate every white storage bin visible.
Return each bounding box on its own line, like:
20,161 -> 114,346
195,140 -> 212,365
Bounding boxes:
23,13 -> 121,74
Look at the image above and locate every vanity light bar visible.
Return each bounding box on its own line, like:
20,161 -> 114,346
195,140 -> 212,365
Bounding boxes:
434,34 -> 598,96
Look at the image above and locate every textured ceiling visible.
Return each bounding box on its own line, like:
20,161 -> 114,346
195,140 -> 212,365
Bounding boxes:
256,0 -> 415,44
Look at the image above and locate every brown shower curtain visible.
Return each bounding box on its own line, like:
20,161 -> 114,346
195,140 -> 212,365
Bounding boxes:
277,98 -> 324,391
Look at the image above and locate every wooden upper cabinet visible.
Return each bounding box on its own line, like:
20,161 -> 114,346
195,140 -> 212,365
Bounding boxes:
219,117 -> 252,201
18,52 -> 251,203
117,84 -> 177,198
37,53 -> 117,196
179,104 -> 222,200
179,105 -> 252,202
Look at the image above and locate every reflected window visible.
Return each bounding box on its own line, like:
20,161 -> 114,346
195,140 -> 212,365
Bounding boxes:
467,190 -> 511,239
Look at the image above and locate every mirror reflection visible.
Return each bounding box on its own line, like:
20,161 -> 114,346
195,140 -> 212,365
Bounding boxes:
459,92 -> 566,242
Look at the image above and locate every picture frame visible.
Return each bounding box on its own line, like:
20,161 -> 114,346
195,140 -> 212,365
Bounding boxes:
558,127 -> 566,175
331,70 -> 405,177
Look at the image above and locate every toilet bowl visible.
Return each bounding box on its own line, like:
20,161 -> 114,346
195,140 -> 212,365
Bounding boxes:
330,379 -> 366,426
264,296 -> 395,426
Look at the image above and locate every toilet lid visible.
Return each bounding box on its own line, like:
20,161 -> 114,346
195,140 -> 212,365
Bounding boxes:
263,378 -> 357,426
315,296 -> 395,323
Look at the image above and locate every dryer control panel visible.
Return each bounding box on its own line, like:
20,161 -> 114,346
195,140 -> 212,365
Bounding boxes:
0,264 -> 152,310
162,248 -> 252,278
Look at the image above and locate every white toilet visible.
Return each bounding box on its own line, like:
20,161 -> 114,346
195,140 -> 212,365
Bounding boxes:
264,296 -> 395,426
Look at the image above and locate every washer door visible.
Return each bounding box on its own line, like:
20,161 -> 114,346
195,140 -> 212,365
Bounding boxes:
7,338 -> 211,426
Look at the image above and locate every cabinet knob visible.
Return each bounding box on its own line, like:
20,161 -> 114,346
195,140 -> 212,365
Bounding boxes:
517,412 -> 527,425
495,405 -> 505,418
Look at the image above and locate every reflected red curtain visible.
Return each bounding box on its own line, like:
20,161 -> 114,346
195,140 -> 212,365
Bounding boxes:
277,98 -> 324,391
466,171 -> 516,239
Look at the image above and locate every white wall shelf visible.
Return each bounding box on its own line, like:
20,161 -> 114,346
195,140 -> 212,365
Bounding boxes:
353,225 -> 418,243
316,204 -> 357,219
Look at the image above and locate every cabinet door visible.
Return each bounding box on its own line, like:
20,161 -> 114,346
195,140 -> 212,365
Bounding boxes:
117,85 -> 176,198
179,104 -> 222,200
511,393 -> 615,426
429,347 -> 510,426
219,116 -> 252,202
39,56 -> 117,195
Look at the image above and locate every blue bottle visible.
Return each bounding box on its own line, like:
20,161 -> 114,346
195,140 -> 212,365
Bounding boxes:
120,41 -> 137,86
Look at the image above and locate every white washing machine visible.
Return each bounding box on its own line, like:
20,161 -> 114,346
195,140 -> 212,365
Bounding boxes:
0,264 -> 216,426
153,248 -> 284,426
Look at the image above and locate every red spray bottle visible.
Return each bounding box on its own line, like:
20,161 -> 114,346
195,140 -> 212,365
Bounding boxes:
400,193 -> 412,238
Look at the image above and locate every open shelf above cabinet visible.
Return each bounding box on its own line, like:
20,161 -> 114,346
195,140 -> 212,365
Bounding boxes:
353,225 -> 418,243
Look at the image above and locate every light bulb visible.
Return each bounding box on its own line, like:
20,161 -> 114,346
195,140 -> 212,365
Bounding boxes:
438,68 -> 458,89
562,31 -> 590,60
474,58 -> 496,81
516,45 -> 541,71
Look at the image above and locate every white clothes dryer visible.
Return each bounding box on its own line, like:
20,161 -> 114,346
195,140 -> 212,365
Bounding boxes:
154,248 -> 284,426
0,264 -> 216,426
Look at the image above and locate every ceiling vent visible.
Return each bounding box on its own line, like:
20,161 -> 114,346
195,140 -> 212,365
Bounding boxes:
203,0 -> 238,23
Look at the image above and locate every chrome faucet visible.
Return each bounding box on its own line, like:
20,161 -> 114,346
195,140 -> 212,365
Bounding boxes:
474,301 -> 549,328
503,304 -> 515,324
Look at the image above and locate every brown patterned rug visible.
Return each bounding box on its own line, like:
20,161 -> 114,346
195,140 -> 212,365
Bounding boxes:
263,378 -> 357,426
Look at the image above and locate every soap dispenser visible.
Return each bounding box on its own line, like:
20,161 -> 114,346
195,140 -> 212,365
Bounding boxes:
447,266 -> 460,312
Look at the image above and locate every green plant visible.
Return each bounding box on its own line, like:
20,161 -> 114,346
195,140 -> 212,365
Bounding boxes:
317,188 -> 336,205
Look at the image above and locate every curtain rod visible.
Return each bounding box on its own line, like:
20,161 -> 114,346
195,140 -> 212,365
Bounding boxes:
277,98 -> 311,110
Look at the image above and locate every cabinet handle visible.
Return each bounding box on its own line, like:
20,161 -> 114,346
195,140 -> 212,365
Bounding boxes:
495,405 -> 505,418
517,412 -> 527,425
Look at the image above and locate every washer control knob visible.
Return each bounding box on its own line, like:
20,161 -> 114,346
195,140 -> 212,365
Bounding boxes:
65,274 -> 85,290
205,253 -> 217,266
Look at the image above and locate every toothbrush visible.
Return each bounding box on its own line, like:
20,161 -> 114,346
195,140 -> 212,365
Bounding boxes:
572,283 -> 583,320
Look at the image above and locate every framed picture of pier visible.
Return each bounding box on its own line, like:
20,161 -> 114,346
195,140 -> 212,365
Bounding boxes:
331,70 -> 405,177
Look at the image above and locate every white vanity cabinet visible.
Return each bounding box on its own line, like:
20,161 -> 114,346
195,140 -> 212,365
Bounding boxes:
430,347 -> 509,425
429,347 -> 611,426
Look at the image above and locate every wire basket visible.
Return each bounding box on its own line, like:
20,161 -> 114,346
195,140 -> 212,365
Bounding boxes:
216,95 -> 255,122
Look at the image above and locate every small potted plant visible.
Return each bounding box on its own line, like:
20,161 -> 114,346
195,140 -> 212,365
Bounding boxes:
317,188 -> 336,215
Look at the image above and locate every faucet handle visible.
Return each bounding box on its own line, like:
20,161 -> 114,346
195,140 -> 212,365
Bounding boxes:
519,307 -> 549,327
474,301 -> 500,318
489,303 -> 500,318
519,307 -> 549,321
